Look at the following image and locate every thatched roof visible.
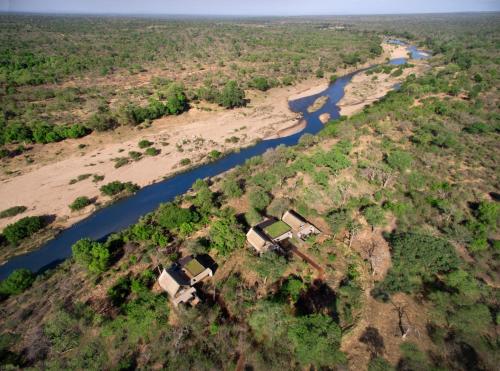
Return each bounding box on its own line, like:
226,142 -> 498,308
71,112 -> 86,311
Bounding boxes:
282,210 -> 306,230
246,228 -> 272,252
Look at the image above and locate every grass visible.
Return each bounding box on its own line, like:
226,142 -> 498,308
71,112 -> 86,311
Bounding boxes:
263,220 -> 292,239
0,206 -> 27,219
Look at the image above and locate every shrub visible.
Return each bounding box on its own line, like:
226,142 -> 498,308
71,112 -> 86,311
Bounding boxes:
363,206 -> 386,228
180,158 -> 191,166
100,181 -> 139,197
209,216 -> 245,256
208,150 -> 222,160
287,314 -> 345,367
377,233 -> 460,294
138,140 -> 153,149
114,157 -> 129,168
3,216 -> 45,245
249,188 -> 271,211
245,208 -> 262,226
145,147 -> 160,156
72,238 -> 111,273
128,151 -> 142,161
251,76 -> 270,91
463,122 -> 491,134
69,196 -> 92,211
252,252 -> 288,281
386,150 -> 413,171
156,202 -> 199,230
0,268 -> 35,295
267,198 -> 291,219
218,80 -> 246,108
221,177 -> 243,199
0,206 -> 27,219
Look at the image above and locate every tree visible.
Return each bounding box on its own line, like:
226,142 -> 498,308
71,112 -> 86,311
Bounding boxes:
248,301 -> 291,345
252,252 -> 288,281
363,205 -> 386,229
218,80 -> 245,108
0,268 -> 35,295
3,216 -> 45,245
156,202 -> 199,230
378,233 -> 460,294
249,188 -> 271,211
69,196 -> 92,211
287,314 -> 345,367
165,83 -> 188,114
386,150 -> 413,172
71,238 -> 111,273
209,216 -> 245,256
221,177 -> 243,199
100,181 -> 139,196
250,76 -> 270,91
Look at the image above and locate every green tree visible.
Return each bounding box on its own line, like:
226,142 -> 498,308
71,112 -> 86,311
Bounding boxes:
249,188 -> 271,211
71,238 -> 111,273
363,205 -> 386,228
165,83 -> 188,114
378,233 -> 460,294
221,177 -> 243,199
3,216 -> 45,245
287,314 -> 345,367
0,268 -> 35,295
218,80 -> 245,108
156,202 -> 199,230
209,216 -> 245,256
386,150 -> 413,171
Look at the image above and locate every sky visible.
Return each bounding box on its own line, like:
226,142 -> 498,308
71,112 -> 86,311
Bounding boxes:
1,0 -> 499,16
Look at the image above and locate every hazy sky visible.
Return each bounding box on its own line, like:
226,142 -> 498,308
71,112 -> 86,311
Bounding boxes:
1,0 -> 499,16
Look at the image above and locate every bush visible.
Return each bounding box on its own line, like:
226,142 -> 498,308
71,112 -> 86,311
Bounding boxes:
250,76 -> 270,91
249,188 -> 271,211
245,208 -> 262,226
218,80 -> 246,108
0,268 -> 35,295
0,206 -> 27,219
145,147 -> 160,156
221,177 -> 243,199
114,157 -> 129,168
69,196 -> 92,211
209,216 -> 245,256
252,252 -> 288,281
180,158 -> 191,166
386,150 -> 413,171
72,238 -> 111,273
138,140 -> 153,149
128,151 -> 142,161
156,202 -> 199,230
287,314 -> 345,367
3,216 -> 45,245
100,181 -> 139,197
363,205 -> 386,228
377,233 -> 460,294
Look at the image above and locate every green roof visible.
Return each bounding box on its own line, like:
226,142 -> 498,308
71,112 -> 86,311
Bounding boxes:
184,258 -> 205,277
263,220 -> 291,239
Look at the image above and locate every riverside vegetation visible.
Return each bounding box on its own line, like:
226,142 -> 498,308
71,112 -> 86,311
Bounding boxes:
0,13 -> 499,370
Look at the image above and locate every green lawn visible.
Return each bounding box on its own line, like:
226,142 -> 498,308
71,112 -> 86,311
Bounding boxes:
264,221 -> 291,239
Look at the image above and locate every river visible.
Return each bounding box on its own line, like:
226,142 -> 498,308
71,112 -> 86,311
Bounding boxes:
0,42 -> 428,280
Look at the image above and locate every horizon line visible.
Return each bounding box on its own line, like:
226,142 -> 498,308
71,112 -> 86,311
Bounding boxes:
1,10 -> 499,18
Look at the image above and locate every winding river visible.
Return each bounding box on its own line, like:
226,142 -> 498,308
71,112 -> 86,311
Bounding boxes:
0,43 -> 428,280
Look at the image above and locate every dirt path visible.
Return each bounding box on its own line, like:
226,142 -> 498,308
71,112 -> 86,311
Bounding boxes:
289,244 -> 325,280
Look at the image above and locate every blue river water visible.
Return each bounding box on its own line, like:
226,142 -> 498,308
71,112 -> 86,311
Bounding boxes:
0,43 -> 428,280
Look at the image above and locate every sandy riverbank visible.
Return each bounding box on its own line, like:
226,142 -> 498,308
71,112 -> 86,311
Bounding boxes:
0,79 -> 324,231
337,43 -> 428,116
0,42 -> 419,234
